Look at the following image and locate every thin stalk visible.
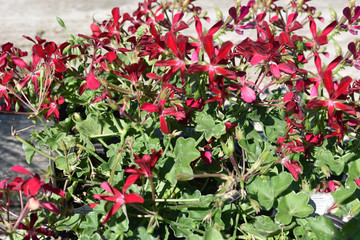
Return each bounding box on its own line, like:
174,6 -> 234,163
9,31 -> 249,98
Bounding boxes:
195,133 -> 204,146
139,127 -> 150,153
149,176 -> 157,212
13,134 -> 56,161
232,212 -> 240,239
98,138 -> 110,149
154,198 -> 200,203
37,115 -> 49,132
12,203 -> 29,230
109,151 -> 123,184
229,154 -> 242,178
75,144 -> 106,164
161,218 -> 205,235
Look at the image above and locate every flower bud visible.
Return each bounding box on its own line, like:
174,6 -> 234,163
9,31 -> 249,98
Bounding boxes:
221,137 -> 235,156
249,198 -> 261,213
329,8 -> 337,21
198,11 -> 208,19
106,98 -> 120,111
215,7 -> 223,20
28,197 -> 40,211
321,165 -> 331,178
72,112 -> 82,122
182,0 -> 190,11
176,173 -> 194,181
235,126 -> 244,141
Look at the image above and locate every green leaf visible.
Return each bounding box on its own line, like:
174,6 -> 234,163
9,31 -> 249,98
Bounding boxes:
241,216 -> 281,237
204,228 -> 224,240
309,216 -> 341,240
275,191 -> 314,225
22,141 -> 35,164
171,215 -> 197,238
136,227 -> 157,240
348,157 -> 360,181
75,114 -> 119,138
195,113 -> 226,141
55,214 -> 81,231
166,137 -> 200,185
79,212 -> 98,229
246,172 -> 293,210
331,180 -> 357,204
187,234 -> 203,240
315,148 -> 344,175
79,233 -> 102,240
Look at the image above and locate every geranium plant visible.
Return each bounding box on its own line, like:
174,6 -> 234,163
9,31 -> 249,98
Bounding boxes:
1,0 -> 360,239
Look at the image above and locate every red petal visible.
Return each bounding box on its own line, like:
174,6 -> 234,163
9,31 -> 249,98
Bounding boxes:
11,165 -> 33,175
140,102 -> 159,112
165,32 -> 179,57
111,7 -> 120,23
355,179 -> 360,188
208,20 -> 223,36
87,73 -> 101,90
39,201 -> 59,214
12,57 -> 29,69
204,35 -> 215,62
22,178 -> 41,196
250,53 -> 266,65
270,64 -> 281,78
100,182 -> 120,196
214,41 -> 233,64
124,193 -> 144,203
160,115 -> 169,134
333,76 -> 352,99
102,203 -> 122,225
334,102 -> 356,116
241,85 -> 256,103
52,59 -> 67,73
323,70 -> 334,96
123,174 -> 140,193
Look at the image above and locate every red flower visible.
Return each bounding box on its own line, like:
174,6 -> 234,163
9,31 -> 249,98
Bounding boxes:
41,95 -> 65,121
125,149 -> 163,179
282,160 -> 302,181
78,72 -> 101,95
355,179 -> 360,188
154,32 -> 188,83
140,99 -> 185,134
17,212 -> 52,240
188,35 -> 236,87
93,179 -> 144,225
307,16 -> 337,47
115,58 -> 147,83
11,165 -> 65,199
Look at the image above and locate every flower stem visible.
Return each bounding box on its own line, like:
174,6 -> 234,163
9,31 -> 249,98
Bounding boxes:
13,134 -> 56,161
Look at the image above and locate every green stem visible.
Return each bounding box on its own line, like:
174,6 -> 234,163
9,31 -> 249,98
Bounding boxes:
98,138 -> 110,149
161,218 -> 205,235
109,152 -> 122,184
233,212 -> 240,239
13,135 -> 56,161
76,144 -> 106,164
139,127 -> 150,153
149,176 -> 157,212
155,198 -> 200,203
195,133 -> 204,146
37,115 -> 49,132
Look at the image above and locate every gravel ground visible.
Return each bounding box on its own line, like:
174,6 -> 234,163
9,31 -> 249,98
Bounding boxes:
0,0 -> 355,187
